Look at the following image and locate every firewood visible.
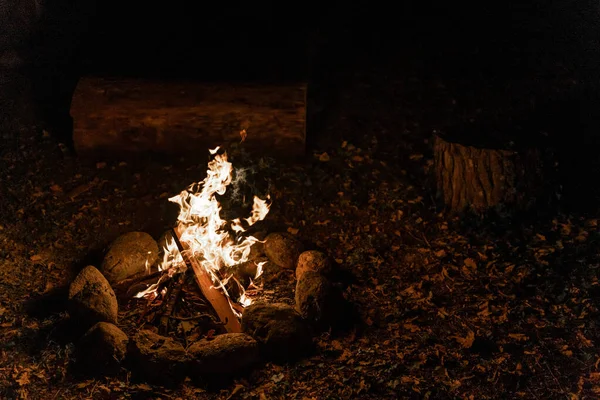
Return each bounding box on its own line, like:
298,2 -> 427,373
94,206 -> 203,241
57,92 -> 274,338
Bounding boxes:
170,227 -> 242,333
70,77 -> 307,159
159,272 -> 186,335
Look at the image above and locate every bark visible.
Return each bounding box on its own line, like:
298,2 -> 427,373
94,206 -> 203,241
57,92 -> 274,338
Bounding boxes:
70,77 -> 306,158
433,134 -> 546,214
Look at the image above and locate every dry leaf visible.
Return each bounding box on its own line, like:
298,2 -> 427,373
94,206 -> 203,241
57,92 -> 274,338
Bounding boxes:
508,333 -> 528,341
331,340 -> 344,351
226,384 -> 245,400
403,323 -> 420,333
314,220 -> 331,226
318,152 -> 330,162
435,249 -> 447,258
16,371 -> 30,386
464,258 -> 477,270
453,330 -> 475,348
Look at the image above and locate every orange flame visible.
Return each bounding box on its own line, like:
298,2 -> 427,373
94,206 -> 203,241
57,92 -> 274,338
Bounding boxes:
136,147 -> 270,314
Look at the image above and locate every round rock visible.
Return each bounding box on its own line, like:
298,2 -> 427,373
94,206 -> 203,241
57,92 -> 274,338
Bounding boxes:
68,265 -> 118,326
100,231 -> 159,285
76,322 -> 128,375
188,333 -> 259,375
296,250 -> 332,280
295,271 -> 336,328
248,230 -> 267,261
129,330 -> 189,384
241,302 -> 312,362
264,232 -> 303,269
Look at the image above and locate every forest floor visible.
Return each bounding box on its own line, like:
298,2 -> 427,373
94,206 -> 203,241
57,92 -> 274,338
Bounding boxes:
1,57 -> 600,400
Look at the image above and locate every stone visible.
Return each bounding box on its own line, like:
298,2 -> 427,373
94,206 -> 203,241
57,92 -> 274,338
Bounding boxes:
295,271 -> 336,328
76,322 -> 128,375
188,333 -> 259,375
68,265 -> 118,327
241,302 -> 312,362
248,230 -> 267,261
264,232 -> 303,269
129,330 -> 189,384
100,231 -> 159,285
296,250 -> 332,280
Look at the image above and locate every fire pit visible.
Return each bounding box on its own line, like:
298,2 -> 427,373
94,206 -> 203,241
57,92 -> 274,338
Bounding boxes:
66,146 -> 345,383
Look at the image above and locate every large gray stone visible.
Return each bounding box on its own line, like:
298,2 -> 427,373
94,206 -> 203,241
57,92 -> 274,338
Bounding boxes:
68,265 -> 118,327
248,230 -> 267,261
295,271 -> 336,328
100,231 -> 158,285
129,330 -> 188,384
264,232 -> 303,269
188,333 -> 259,375
241,302 -> 312,362
76,322 -> 128,375
296,250 -> 332,281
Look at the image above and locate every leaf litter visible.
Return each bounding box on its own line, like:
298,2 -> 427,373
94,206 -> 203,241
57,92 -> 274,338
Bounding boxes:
0,68 -> 598,400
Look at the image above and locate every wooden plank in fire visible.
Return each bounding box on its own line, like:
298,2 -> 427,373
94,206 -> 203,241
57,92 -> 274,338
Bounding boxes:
170,227 -> 241,333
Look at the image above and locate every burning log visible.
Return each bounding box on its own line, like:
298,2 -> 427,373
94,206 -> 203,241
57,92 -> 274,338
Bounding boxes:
70,77 -> 307,159
171,227 -> 242,333
158,271 -> 187,335
133,148 -> 269,334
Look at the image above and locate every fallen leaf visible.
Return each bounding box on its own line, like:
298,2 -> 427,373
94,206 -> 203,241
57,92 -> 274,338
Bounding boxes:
318,152 -> 330,162
226,384 -> 245,400
508,333 -> 528,341
331,340 -> 344,351
464,258 -> 477,270
403,323 -> 420,333
132,383 -> 152,391
453,330 -> 475,348
16,371 -> 29,386
314,220 -> 331,226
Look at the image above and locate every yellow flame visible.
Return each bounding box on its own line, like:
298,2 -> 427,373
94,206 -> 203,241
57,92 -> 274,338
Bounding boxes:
136,148 -> 270,312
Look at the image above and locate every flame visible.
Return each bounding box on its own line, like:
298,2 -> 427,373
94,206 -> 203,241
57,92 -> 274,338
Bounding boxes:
136,147 -> 270,314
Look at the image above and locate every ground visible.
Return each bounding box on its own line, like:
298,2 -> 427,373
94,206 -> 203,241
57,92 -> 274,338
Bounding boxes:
1,57 -> 600,400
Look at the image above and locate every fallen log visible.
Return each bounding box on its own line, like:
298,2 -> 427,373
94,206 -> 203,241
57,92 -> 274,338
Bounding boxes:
70,77 -> 307,158
170,227 -> 241,333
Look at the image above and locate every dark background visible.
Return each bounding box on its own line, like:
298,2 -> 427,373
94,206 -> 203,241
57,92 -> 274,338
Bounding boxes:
2,0 -> 600,158
2,1 -> 598,80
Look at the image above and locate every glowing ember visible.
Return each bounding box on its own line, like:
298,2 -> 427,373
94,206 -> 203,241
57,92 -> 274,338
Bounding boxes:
136,147 -> 270,318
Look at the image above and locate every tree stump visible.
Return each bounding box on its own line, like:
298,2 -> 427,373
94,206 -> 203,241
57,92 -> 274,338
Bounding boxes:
433,122 -> 552,215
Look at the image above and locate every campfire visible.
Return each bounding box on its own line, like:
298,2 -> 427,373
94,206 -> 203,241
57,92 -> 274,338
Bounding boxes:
135,146 -> 270,333
66,145 -> 344,383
